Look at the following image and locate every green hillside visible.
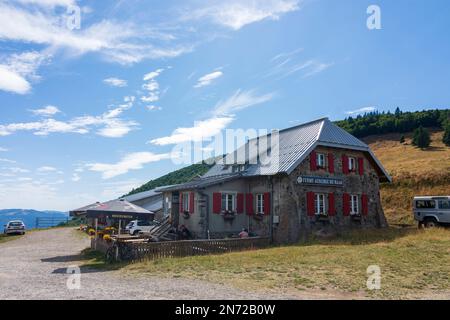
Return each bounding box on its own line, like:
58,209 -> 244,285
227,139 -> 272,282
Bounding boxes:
126,162 -> 213,196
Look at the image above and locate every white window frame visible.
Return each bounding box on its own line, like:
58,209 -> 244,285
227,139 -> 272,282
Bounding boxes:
182,192 -> 190,212
315,193 -> 326,215
221,193 -> 236,212
256,194 -> 264,214
348,157 -> 356,172
316,153 -> 326,168
350,195 -> 359,215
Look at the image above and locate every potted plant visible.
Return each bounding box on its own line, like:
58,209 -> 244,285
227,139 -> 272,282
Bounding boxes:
221,210 -> 236,220
253,213 -> 264,221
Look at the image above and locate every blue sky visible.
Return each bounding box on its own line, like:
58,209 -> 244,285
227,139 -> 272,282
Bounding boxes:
0,0 -> 449,210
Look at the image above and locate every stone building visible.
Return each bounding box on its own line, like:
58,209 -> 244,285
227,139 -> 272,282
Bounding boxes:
159,118 -> 391,244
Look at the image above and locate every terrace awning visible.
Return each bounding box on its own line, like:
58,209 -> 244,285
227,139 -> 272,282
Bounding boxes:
71,199 -> 154,220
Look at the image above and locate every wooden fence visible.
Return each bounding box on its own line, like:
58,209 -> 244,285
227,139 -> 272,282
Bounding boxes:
108,237 -> 271,262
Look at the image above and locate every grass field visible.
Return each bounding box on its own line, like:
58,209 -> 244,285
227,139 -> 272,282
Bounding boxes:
366,130 -> 450,225
116,228 -> 450,299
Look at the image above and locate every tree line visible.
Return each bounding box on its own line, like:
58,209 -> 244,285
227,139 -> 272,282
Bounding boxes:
335,108 -> 450,147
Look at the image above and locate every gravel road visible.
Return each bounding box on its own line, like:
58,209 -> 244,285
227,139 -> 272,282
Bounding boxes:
0,228 -> 294,300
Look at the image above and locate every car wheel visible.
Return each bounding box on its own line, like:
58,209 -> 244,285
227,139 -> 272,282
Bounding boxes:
424,218 -> 438,228
133,230 -> 140,236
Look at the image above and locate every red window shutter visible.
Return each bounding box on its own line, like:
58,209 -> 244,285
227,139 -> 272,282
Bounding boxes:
328,153 -> 335,174
263,192 -> 271,215
328,193 -> 336,216
237,193 -> 244,214
307,192 -> 315,217
189,192 -> 195,213
212,192 -> 221,214
179,193 -> 183,213
245,193 -> 254,215
343,193 -> 350,216
310,151 -> 317,171
342,155 -> 349,174
358,157 -> 364,176
362,194 -> 369,216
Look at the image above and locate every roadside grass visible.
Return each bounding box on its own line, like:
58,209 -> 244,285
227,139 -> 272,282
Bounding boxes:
120,227 -> 450,299
0,233 -> 22,244
366,130 -> 450,226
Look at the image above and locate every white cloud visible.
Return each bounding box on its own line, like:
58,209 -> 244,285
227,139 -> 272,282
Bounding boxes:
103,77 -> 127,87
30,105 -> 61,117
150,116 -> 234,146
213,89 -> 274,116
3,167 -> 30,174
0,147 -> 8,152
187,0 -> 300,30
149,89 -> 274,146
13,0 -> 77,8
71,173 -> 81,182
194,71 -> 223,88
345,107 -> 377,116
0,96 -> 137,138
141,68 -> 164,104
87,152 -> 171,179
0,50 -> 51,94
0,3 -> 191,66
143,69 -> 164,81
37,166 -> 58,173
146,105 -> 162,111
0,64 -> 31,94
0,158 -> 16,164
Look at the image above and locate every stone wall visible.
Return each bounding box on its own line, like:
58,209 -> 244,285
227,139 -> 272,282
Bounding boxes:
272,146 -> 387,243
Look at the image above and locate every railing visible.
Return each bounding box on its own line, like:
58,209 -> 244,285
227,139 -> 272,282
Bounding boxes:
101,237 -> 271,262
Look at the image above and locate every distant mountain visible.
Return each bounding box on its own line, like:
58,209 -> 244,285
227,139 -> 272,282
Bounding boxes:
0,209 -> 68,233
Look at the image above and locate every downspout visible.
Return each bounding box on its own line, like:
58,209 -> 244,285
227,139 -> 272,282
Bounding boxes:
199,190 -> 209,239
269,176 -> 274,243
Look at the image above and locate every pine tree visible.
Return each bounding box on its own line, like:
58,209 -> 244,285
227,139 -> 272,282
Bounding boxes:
412,126 -> 430,149
443,124 -> 450,147
400,135 -> 405,144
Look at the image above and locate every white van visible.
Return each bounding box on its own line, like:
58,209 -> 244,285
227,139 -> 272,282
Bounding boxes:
413,196 -> 450,228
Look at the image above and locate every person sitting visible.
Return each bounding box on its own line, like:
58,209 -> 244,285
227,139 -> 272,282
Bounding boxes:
178,224 -> 192,240
239,228 -> 249,238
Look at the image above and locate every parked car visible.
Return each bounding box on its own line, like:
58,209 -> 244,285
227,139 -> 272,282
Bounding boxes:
413,196 -> 450,228
125,220 -> 160,236
3,220 -> 26,235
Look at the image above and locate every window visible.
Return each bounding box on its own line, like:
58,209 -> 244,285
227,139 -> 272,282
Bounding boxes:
182,192 -> 190,212
315,193 -> 326,215
415,200 -> 435,209
256,194 -> 264,214
350,195 -> 359,215
438,200 -> 450,210
316,153 -> 325,168
221,193 -> 236,212
348,157 -> 356,172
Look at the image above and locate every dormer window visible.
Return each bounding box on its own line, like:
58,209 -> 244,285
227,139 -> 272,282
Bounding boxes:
316,153 -> 326,168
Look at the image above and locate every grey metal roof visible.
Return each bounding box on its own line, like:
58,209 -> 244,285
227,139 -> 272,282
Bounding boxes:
203,117 -> 392,182
157,173 -> 242,192
122,188 -> 161,202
